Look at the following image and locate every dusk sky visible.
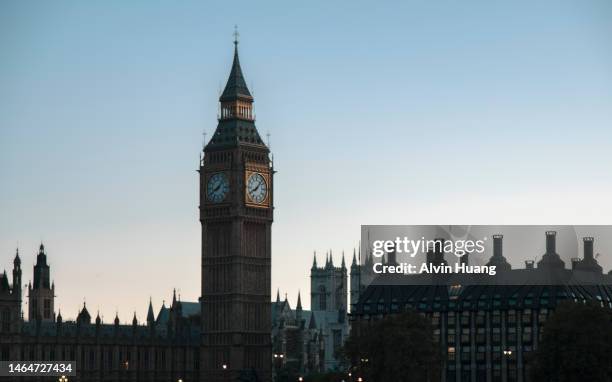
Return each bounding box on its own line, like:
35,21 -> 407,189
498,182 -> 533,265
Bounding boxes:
1,0 -> 612,322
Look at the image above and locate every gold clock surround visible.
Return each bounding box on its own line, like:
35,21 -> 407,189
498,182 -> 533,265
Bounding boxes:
244,165 -> 270,207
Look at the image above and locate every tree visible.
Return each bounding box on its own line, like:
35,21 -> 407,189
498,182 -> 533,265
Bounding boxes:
530,301 -> 612,382
343,312 -> 440,382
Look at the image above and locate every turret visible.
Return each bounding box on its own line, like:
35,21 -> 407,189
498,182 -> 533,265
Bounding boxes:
147,298 -> 156,333
77,302 -> 91,325
350,248 -> 361,313
12,248 -> 22,302
29,243 -> 55,322
296,291 -> 303,324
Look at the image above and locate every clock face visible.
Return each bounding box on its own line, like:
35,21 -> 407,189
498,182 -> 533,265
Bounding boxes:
207,172 -> 229,203
247,173 -> 268,204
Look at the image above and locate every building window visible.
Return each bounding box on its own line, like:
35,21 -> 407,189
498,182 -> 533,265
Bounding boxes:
44,299 -> 51,319
447,312 -> 456,325
333,330 -> 342,353
31,299 -> 38,319
475,311 -> 485,326
461,328 -> 470,344
507,310 -> 516,325
461,346 -> 471,362
522,326 -> 532,343
447,328 -> 456,344
522,309 -> 532,324
319,286 -> 326,310
447,347 -> 456,361
476,328 -> 486,344
460,311 -> 470,326
432,312 -> 440,326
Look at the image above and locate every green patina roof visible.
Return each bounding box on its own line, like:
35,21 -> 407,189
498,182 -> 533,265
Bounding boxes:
219,44 -> 252,102
206,119 -> 265,149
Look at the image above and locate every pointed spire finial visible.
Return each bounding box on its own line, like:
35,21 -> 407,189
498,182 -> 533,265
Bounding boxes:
276,289 -> 281,303
147,298 -> 155,323
312,251 -> 318,269
296,291 -> 302,310
233,25 -> 239,48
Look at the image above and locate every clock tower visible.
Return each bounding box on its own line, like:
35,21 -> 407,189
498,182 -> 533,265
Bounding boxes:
200,37 -> 273,381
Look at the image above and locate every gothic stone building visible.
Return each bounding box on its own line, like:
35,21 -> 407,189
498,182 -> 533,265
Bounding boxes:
271,251 -> 352,375
1,244 -> 201,382
1,39 -> 273,382
351,232 -> 612,382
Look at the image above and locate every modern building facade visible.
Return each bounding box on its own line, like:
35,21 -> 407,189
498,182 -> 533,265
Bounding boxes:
350,232 -> 612,382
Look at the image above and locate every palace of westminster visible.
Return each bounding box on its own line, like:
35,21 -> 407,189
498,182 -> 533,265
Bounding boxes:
2,39 -> 612,382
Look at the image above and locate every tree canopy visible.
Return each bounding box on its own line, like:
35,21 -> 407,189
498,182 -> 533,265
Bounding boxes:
530,301 -> 612,382
343,312 -> 440,382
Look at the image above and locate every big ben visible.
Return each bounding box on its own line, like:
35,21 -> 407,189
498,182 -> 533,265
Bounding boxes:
200,36 -> 273,381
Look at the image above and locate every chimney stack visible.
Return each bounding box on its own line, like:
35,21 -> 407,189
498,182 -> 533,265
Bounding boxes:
493,235 -> 503,257
583,237 -> 594,260
525,260 -> 535,269
545,231 -> 557,254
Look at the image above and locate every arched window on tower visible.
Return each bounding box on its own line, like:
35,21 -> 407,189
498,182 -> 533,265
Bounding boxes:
319,286 -> 327,310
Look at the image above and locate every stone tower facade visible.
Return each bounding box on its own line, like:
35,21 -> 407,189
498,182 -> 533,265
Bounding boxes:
1,249 -> 22,360
310,251 -> 347,313
200,39 -> 273,381
28,243 -> 55,323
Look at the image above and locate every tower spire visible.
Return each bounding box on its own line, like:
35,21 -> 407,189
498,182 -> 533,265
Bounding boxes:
220,29 -> 252,104
147,297 -> 155,323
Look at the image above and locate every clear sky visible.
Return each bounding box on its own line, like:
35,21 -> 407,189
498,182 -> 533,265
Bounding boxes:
1,0 -> 611,322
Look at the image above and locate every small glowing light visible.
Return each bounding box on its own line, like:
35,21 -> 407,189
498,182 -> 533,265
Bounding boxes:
58,376 -> 69,382
298,377 -> 303,381
357,378 -> 363,382
222,364 -> 228,370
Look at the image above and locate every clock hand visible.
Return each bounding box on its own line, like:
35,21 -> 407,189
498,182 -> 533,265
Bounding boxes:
213,183 -> 222,192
